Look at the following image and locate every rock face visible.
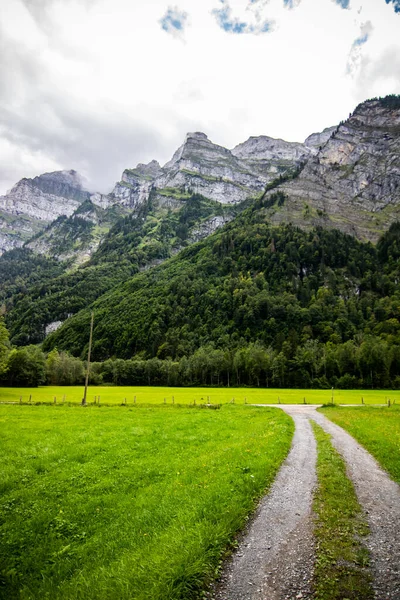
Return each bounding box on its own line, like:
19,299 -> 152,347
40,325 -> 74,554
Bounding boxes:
0,129 -> 329,257
158,131 -> 266,204
1,170 -> 89,222
111,162 -> 161,209
304,126 -> 337,150
0,170 -> 88,253
110,131 -> 310,209
0,170 -> 116,254
26,199 -> 127,266
3,97 -> 399,260
266,99 -> 400,241
231,135 -> 311,178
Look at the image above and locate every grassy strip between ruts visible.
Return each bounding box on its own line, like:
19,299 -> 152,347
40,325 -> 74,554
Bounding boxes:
311,422 -> 374,600
0,404 -> 293,600
319,405 -> 400,484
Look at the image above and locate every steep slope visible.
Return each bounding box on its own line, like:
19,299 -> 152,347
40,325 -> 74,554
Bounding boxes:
107,131 -> 315,209
157,131 -> 267,203
26,200 -> 128,265
231,135 -> 312,177
4,130 -> 309,263
0,170 -> 98,253
265,97 -> 400,241
2,192 -> 241,345
0,124 -> 334,262
42,193 -> 400,362
304,126 -> 337,150
1,129 -> 314,336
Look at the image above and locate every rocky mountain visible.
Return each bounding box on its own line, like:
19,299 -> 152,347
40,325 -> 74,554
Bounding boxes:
26,200 -> 127,266
304,126 -> 337,150
264,98 -> 400,242
1,128 -> 319,262
0,170 -> 99,254
1,95 -> 400,349
111,130 -> 318,210
3,97 -> 400,265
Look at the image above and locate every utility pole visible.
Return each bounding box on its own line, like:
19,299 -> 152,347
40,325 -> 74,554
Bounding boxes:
82,311 -> 94,406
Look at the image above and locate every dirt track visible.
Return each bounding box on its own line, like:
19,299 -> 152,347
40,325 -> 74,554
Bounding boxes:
213,405 -> 400,600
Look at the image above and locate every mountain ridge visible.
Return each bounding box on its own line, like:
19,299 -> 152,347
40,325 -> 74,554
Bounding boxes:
0,125 -> 334,258
1,95 -> 400,352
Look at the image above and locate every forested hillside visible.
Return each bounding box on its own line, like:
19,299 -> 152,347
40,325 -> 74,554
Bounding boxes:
2,96 -> 400,389
1,193 -> 238,345
40,195 -> 400,388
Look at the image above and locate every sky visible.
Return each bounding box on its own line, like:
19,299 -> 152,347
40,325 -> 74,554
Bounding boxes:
0,0 -> 399,195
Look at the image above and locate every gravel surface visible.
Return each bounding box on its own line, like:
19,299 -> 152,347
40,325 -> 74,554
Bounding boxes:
212,405 -> 400,600
311,410 -> 400,600
212,409 -> 317,600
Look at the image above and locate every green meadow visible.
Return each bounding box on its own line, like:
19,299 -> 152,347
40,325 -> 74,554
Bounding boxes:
321,405 -> 400,484
1,386 -> 399,406
0,404 -> 293,600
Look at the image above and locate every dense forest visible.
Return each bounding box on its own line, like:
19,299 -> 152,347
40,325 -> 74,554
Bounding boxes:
1,189 -> 400,389
0,193 -> 238,345
32,195 -> 399,389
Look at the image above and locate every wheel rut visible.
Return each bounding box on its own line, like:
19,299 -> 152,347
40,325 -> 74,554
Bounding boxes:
212,405 -> 400,600
213,410 -> 317,600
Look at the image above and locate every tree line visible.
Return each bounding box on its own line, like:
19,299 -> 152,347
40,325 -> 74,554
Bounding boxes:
1,319 -> 399,389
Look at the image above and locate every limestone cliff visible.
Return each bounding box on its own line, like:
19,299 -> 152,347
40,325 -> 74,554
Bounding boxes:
265,98 -> 400,241
109,131 -> 309,210
0,171 -> 89,253
0,170 -> 115,255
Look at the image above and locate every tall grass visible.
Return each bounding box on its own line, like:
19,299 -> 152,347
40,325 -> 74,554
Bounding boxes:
0,404 -> 293,600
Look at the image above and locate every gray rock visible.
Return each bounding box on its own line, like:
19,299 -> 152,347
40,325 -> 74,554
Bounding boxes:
304,126 -> 336,150
266,99 -> 400,242
0,170 -> 92,253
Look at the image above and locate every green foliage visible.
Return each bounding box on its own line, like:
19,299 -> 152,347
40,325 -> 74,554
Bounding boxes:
355,94 -> 400,112
0,404 -> 293,599
0,249 -> 65,303
3,193 -> 236,345
0,318 -> 10,376
42,213 -> 400,388
378,94 -> 400,109
312,422 -> 373,599
5,262 -> 135,346
4,346 -> 46,387
45,349 -> 84,386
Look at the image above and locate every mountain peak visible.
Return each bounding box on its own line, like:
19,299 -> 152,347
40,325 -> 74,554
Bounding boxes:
185,132 -> 209,142
28,169 -> 88,191
232,135 -> 310,163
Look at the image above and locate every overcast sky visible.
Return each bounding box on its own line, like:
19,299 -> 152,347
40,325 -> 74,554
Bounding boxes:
0,0 -> 399,195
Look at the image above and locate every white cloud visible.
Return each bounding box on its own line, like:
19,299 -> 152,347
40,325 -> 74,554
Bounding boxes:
0,0 -> 399,195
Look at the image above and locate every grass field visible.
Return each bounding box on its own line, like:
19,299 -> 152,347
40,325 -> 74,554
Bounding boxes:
0,404 -> 293,600
1,386 -> 399,406
320,405 -> 400,484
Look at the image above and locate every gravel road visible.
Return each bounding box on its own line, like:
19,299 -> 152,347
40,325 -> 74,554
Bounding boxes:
213,408 -> 317,600
212,405 -> 400,600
